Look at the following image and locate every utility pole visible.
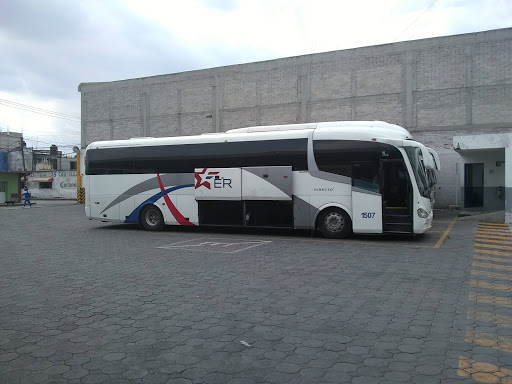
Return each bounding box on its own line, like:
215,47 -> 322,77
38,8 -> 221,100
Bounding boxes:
20,137 -> 26,172
73,146 -> 84,204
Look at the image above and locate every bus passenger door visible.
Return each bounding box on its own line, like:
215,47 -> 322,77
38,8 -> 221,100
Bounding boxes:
381,160 -> 413,233
351,161 -> 383,234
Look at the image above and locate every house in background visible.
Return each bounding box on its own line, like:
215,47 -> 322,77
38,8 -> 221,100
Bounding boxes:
1,131 -> 78,202
28,145 -> 78,199
0,131 -> 29,204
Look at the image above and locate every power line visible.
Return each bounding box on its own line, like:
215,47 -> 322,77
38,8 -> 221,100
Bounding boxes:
24,139 -> 80,149
29,141 -> 80,149
0,98 -> 81,122
20,134 -> 80,147
392,0 -> 440,43
0,98 -> 81,119
22,132 -> 80,139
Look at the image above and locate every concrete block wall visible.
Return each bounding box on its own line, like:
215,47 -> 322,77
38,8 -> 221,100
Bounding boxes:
0,132 -> 23,152
79,28 -> 512,208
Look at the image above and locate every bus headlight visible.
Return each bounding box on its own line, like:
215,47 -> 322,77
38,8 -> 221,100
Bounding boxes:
417,208 -> 429,218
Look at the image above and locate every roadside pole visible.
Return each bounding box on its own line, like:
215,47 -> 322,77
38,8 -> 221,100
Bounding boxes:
76,151 -> 85,204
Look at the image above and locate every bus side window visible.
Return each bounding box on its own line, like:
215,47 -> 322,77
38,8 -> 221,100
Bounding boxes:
314,151 -> 352,177
319,160 -> 352,177
352,162 -> 380,193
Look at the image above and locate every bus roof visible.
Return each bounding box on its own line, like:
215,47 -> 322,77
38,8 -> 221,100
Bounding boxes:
226,121 -> 412,138
86,121 -> 414,150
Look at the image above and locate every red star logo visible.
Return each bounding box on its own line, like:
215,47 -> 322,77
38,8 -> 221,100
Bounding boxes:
195,168 -> 219,189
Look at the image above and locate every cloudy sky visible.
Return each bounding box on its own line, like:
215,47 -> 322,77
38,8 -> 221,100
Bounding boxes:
0,0 -> 511,153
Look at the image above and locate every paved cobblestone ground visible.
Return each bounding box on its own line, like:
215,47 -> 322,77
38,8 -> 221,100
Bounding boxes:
1,203 -> 509,383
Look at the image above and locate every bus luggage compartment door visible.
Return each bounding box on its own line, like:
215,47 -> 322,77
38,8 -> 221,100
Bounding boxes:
195,168 -> 242,226
242,166 -> 292,200
351,191 -> 383,234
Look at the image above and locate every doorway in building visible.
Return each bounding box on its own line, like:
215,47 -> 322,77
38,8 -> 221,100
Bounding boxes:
0,181 -> 7,204
464,163 -> 484,207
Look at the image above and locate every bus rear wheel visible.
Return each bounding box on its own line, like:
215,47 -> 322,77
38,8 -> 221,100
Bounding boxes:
317,207 -> 352,239
140,205 -> 164,231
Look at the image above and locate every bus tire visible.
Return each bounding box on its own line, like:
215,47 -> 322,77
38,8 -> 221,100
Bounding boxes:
317,207 -> 352,239
140,205 -> 164,231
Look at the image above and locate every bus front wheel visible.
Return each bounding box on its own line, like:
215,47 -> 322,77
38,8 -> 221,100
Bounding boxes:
140,205 -> 164,231
317,208 -> 352,239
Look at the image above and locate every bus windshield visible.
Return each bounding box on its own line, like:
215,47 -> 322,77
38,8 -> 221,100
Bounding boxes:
404,146 -> 430,199
426,148 -> 439,189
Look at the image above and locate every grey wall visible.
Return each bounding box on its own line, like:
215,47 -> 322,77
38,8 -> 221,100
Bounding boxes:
0,132 -> 23,153
79,28 -> 512,209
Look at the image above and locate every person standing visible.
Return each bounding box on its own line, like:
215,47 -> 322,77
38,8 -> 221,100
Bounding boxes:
22,187 -> 32,208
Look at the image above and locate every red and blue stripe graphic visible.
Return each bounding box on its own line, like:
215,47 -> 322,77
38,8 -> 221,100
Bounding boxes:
123,174 -> 195,225
156,174 -> 194,226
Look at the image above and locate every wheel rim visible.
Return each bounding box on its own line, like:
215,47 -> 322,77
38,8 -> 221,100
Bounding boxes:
145,209 -> 159,226
324,212 -> 343,233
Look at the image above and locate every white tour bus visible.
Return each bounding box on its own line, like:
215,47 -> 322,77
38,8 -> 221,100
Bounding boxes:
84,121 -> 438,238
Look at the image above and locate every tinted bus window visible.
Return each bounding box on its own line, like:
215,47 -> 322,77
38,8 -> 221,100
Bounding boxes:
314,140 -> 402,176
134,145 -> 187,173
86,147 -> 135,174
86,138 -> 308,175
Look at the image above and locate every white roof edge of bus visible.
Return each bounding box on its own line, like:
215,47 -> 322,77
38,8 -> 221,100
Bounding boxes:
225,120 -> 411,136
316,121 -> 413,140
226,122 -> 318,133
86,121 -> 415,149
313,122 -> 413,141
129,137 -> 155,139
